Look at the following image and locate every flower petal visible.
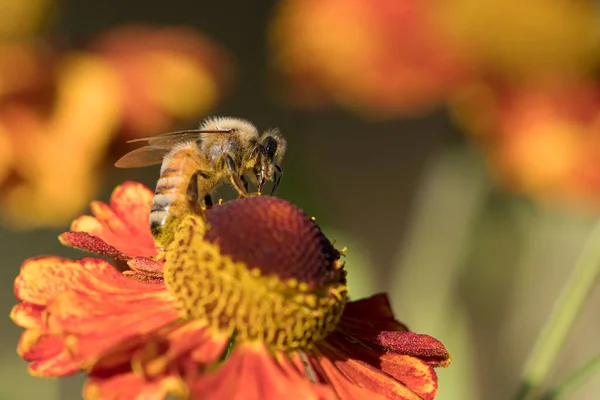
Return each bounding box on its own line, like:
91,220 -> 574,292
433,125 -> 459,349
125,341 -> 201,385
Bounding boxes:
124,256 -> 165,281
313,344 -> 423,400
10,302 -> 44,328
189,343 -> 336,400
376,331 -> 451,367
380,353 -> 438,400
84,371 -> 184,400
14,257 -> 160,306
59,231 -> 130,264
70,181 -> 156,258
324,330 -> 445,397
18,331 -> 81,377
14,255 -> 179,376
340,294 -> 409,332
131,320 -> 228,379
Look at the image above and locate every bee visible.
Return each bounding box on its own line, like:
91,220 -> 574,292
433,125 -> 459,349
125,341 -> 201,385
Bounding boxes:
115,116 -> 286,248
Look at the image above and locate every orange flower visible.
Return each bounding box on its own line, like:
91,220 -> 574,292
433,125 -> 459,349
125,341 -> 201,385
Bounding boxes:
12,181 -> 451,399
451,80 -> 600,207
91,25 -> 233,137
0,25 -> 231,229
270,0 -> 472,117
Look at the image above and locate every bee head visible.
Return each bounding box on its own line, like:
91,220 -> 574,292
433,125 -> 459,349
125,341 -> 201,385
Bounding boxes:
255,129 -> 286,194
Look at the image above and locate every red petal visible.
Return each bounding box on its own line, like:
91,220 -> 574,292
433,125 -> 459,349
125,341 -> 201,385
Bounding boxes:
323,330 -> 446,397
190,344 -> 335,400
125,256 -> 165,280
70,181 -> 156,258
376,332 -> 451,367
340,294 -> 409,332
314,345 -> 423,400
380,353 -> 438,400
59,232 -> 130,263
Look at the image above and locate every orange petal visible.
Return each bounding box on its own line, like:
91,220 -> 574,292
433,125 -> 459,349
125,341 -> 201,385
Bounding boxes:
380,353 -> 438,400
70,181 -> 156,258
10,302 -> 44,328
189,343 -> 335,400
44,288 -> 178,365
314,345 -> 422,400
132,321 -> 227,379
18,331 -> 81,377
124,257 -> 165,281
14,257 -> 161,305
84,371 -> 182,400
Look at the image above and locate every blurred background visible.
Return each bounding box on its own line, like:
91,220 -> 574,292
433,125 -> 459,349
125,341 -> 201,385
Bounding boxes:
2,0 -> 600,399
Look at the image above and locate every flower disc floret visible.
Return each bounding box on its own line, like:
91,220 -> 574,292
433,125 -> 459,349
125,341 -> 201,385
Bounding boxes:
163,196 -> 348,351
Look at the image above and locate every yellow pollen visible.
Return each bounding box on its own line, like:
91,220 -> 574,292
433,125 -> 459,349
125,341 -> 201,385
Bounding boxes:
163,214 -> 348,352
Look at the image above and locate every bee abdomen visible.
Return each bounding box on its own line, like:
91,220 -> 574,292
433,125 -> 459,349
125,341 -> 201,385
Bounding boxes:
149,193 -> 177,233
155,175 -> 185,193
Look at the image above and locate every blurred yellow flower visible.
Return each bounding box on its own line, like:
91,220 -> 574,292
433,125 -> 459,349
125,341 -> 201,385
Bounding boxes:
91,26 -> 232,137
435,0 -> 600,79
270,0 -> 473,117
451,81 -> 600,207
1,54 -> 122,229
0,25 -> 232,230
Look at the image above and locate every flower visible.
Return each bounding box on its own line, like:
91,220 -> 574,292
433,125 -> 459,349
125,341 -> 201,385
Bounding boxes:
435,0 -> 600,80
451,80 -> 600,207
269,0 -> 472,118
12,181 -> 451,399
90,25 -> 233,137
0,25 -> 231,229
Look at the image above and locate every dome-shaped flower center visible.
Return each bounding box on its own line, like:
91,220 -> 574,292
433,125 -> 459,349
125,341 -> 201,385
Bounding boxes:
163,196 -> 348,351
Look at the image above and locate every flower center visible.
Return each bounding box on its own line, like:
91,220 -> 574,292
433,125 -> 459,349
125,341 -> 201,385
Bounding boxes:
163,196 -> 348,351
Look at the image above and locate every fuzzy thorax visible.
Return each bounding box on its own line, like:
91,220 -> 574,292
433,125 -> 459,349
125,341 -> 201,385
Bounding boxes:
163,196 -> 348,351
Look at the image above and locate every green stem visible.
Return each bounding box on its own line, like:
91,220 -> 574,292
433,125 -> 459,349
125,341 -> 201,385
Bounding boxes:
514,218 -> 600,400
539,352 -> 600,400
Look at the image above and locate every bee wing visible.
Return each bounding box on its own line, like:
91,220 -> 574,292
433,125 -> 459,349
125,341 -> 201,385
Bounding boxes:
114,146 -> 170,168
127,129 -> 233,149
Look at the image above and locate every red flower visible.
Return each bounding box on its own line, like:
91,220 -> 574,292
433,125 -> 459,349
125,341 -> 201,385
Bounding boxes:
451,80 -> 600,207
12,181 -> 451,399
270,0 -> 472,117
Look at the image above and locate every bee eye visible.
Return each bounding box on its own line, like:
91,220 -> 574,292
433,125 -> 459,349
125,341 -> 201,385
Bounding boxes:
263,136 -> 278,159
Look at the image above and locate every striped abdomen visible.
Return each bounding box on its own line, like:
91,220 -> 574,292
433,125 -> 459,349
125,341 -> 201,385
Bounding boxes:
151,143 -> 210,248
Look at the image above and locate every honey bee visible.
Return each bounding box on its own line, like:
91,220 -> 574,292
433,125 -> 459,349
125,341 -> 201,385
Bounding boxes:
115,117 -> 286,248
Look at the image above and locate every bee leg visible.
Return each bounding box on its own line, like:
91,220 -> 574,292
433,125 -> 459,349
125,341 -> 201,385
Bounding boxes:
271,165 -> 283,196
204,194 -> 213,208
187,170 -> 205,216
241,175 -> 249,192
224,154 -> 249,197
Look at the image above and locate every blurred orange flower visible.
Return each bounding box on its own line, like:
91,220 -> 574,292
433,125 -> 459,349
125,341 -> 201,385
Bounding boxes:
91,26 -> 232,137
12,181 -> 451,399
0,25 -> 231,229
452,81 -> 600,206
270,0 -> 473,117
